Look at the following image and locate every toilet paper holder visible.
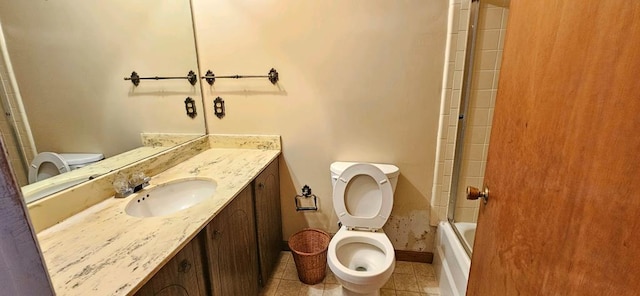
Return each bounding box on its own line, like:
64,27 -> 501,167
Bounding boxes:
294,185 -> 318,211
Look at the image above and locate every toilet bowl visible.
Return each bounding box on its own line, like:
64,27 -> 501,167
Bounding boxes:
29,152 -> 104,184
327,162 -> 400,295
328,226 -> 396,295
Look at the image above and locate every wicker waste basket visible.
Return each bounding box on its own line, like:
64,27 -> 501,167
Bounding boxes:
288,228 -> 331,285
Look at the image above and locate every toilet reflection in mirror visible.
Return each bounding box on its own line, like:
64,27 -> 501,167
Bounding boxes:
29,152 -> 104,184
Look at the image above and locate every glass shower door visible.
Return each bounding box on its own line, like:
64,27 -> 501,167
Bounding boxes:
446,0 -> 510,256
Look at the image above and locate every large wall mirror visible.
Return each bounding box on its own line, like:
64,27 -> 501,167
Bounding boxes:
0,1 -> 206,203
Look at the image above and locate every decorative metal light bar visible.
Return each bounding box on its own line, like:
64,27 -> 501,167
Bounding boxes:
201,68 -> 279,86
124,70 -> 198,86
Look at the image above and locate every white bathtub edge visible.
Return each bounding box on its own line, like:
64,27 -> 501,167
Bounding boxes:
435,221 -> 471,296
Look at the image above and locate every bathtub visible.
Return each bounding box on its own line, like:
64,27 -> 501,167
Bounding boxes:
454,222 -> 476,252
433,222 -> 472,296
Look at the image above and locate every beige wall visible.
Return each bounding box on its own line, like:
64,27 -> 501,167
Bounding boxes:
432,0 -> 509,224
0,1 -> 205,161
193,0 -> 448,252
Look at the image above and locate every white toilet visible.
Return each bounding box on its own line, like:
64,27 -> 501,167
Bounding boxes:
327,161 -> 400,295
29,152 -> 104,184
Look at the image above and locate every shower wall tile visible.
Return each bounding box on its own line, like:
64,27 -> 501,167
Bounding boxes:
458,9 -> 470,31
452,70 -> 464,90
468,126 -> 488,144
478,50 -> 499,70
446,127 -> 456,144
445,143 -> 455,160
449,33 -> 459,58
448,113 -> 458,127
442,175 -> 451,193
478,29 -> 501,50
479,8 -> 504,29
454,51 -> 466,70
443,160 -> 454,176
466,144 -> 486,161
451,90 -> 461,109
443,90 -> 452,111
472,70 -> 495,90
470,108 -> 491,126
474,90 -> 492,108
446,62 -> 455,88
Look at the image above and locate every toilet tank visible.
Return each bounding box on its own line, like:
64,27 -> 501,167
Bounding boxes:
330,162 -> 400,192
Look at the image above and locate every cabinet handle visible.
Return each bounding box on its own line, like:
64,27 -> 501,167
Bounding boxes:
178,259 -> 192,273
212,229 -> 222,239
257,182 -> 265,189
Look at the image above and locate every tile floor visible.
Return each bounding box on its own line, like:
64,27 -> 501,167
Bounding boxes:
260,251 -> 440,296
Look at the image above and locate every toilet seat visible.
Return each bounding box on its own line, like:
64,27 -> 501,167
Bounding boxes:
333,163 -> 393,230
29,152 -> 70,183
28,152 -> 104,184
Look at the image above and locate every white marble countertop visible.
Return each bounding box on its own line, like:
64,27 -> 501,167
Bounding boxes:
36,147 -> 280,295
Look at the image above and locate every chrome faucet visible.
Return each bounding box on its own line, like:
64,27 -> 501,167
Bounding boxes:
113,171 -> 151,198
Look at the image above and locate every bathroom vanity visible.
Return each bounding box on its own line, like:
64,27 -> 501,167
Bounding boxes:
136,159 -> 280,295
34,135 -> 282,295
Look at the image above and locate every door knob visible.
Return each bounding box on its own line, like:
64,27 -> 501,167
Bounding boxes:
467,186 -> 489,204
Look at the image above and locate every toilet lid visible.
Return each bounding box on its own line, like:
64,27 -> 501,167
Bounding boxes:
29,152 -> 71,183
332,163 -> 393,230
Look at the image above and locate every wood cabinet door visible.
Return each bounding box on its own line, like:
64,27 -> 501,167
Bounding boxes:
467,1 -> 640,295
253,158 -> 282,286
205,187 -> 259,296
135,235 -> 207,296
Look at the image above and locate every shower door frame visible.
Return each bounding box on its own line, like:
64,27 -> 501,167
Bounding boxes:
447,0 -> 480,257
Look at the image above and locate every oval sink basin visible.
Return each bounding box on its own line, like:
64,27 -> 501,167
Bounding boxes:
125,179 -> 217,217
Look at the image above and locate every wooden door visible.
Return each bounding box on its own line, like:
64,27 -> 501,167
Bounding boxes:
205,187 -> 259,296
468,1 -> 640,295
253,158 -> 282,286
